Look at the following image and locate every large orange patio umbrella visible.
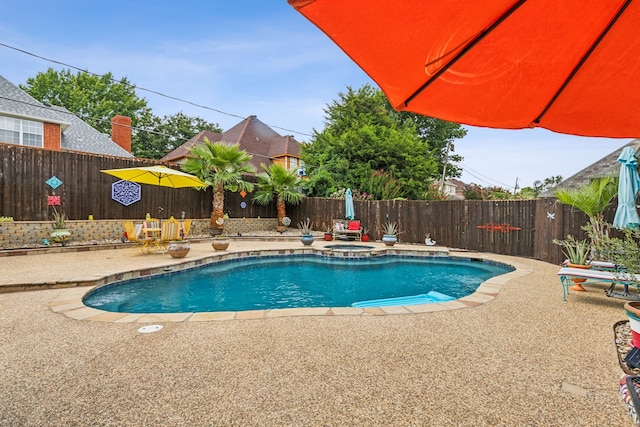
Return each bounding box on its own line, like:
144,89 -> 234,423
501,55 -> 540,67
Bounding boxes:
288,0 -> 640,138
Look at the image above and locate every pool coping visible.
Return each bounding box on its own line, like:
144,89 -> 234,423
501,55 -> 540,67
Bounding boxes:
48,245 -> 533,323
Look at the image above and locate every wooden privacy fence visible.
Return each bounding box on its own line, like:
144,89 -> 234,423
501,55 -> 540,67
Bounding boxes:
0,143 -> 275,222
290,198 -> 534,260
0,144 -> 618,264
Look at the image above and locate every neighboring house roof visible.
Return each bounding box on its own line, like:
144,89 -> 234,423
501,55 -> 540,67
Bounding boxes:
434,178 -> 466,199
0,75 -> 70,127
51,105 -> 132,157
542,138 -> 640,196
160,115 -> 302,171
446,178 -> 466,191
161,130 -> 222,163
0,75 -> 132,158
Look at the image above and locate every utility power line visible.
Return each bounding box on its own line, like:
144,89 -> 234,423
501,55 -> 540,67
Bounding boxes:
459,163 -> 516,190
0,42 -> 313,138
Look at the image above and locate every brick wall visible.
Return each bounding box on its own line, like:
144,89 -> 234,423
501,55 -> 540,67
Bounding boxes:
0,218 -> 279,249
43,122 -> 61,150
110,115 -> 131,153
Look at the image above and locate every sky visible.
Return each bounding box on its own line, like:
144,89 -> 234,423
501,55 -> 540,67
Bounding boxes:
0,1 -> 632,190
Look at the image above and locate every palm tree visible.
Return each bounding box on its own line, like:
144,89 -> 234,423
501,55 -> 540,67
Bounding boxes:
182,139 -> 255,231
554,176 -> 618,245
253,164 -> 305,226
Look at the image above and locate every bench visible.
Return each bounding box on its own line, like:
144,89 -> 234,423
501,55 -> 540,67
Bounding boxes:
332,219 -> 362,241
557,266 -> 640,301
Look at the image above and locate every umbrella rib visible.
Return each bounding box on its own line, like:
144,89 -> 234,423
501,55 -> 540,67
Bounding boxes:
533,0 -> 632,126
404,0 -> 527,108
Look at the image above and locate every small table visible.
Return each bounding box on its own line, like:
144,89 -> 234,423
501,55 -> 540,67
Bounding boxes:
140,227 -> 161,253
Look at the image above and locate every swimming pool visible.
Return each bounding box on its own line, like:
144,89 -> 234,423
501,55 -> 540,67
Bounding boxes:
83,254 -> 513,313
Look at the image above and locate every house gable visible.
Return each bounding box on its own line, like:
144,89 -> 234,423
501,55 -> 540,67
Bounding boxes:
161,115 -> 303,173
0,75 -> 132,157
543,139 -> 640,196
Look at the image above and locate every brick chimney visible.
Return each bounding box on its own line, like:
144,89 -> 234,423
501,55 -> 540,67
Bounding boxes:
111,115 -> 132,153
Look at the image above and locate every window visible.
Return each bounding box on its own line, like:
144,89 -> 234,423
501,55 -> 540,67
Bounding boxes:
0,117 -> 43,147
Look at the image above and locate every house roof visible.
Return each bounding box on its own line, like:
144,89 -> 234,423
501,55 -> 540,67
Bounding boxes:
160,115 -> 302,171
0,75 -> 70,127
0,75 -> 132,158
53,105 -> 133,157
160,130 -> 222,163
542,138 -> 640,196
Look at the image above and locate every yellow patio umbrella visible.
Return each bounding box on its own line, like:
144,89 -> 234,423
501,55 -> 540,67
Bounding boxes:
101,165 -> 206,216
101,165 -> 206,188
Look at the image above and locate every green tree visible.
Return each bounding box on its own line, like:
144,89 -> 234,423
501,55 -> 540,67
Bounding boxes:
302,84 -> 465,199
398,113 -> 467,179
21,68 -> 150,135
423,183 -> 448,201
182,140 -> 255,231
253,164 -> 305,226
463,184 -> 484,200
484,186 -> 514,200
134,111 -> 221,159
21,68 -> 220,158
364,169 -> 406,200
519,175 -> 563,198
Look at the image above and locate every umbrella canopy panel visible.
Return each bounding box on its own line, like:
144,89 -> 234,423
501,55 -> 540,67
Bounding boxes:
289,0 -> 640,138
101,165 -> 206,188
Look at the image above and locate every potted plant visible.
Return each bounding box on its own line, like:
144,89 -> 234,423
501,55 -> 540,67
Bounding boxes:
382,221 -> 398,246
554,176 -> 617,251
553,235 -> 590,291
299,218 -> 314,246
167,240 -> 191,258
625,301 -> 640,348
212,233 -> 230,251
50,206 -> 71,246
323,223 -> 333,241
361,227 -> 370,242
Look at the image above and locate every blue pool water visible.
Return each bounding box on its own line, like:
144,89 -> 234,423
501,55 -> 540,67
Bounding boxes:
83,255 -> 513,313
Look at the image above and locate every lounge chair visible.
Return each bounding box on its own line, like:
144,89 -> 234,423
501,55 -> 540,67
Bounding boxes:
557,266 -> 640,301
123,220 -> 148,252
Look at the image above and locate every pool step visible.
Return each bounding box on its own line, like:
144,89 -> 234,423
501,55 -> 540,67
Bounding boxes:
351,291 -> 455,308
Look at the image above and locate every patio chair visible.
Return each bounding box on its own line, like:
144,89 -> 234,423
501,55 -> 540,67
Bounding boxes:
123,220 -> 146,251
158,218 -> 181,253
180,219 -> 192,239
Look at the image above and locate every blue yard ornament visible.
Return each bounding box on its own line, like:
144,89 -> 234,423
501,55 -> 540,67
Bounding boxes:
613,146 -> 640,229
111,180 -> 141,207
46,176 -> 62,189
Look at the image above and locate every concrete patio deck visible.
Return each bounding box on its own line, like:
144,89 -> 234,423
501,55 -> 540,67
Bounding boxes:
0,239 -> 635,425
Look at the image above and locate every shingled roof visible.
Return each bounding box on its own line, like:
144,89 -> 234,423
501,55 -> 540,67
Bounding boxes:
542,138 -> 640,196
160,130 -> 222,163
0,75 -> 132,157
160,115 -> 302,172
